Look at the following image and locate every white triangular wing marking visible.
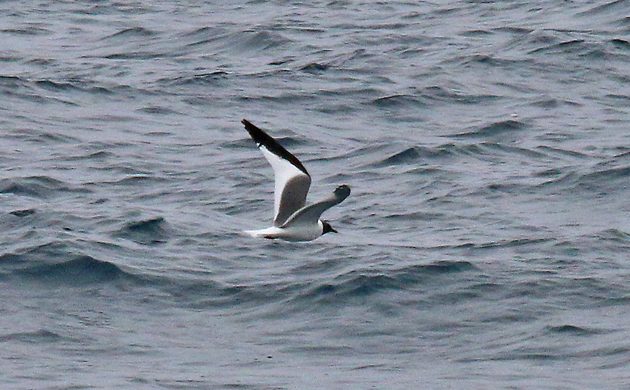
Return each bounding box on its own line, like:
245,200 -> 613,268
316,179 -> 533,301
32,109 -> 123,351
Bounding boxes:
259,146 -> 311,226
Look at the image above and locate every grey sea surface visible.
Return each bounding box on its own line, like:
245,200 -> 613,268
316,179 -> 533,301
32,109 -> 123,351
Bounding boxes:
1,0 -> 629,388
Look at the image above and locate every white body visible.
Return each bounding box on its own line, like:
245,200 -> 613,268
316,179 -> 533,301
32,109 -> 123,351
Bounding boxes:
245,220 -> 324,242
241,120 -> 350,242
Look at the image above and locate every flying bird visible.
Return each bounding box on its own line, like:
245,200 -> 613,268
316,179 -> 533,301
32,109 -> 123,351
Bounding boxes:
241,119 -> 350,241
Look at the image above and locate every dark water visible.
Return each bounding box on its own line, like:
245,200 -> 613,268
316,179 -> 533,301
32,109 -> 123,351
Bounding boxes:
1,0 -> 629,388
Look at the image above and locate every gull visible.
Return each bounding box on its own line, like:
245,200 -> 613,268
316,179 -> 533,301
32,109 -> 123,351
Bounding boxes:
241,119 -> 350,241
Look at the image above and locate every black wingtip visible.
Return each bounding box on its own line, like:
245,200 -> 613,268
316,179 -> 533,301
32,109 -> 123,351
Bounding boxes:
334,184 -> 351,200
241,119 -> 310,176
242,118 -> 270,147
241,119 -> 260,142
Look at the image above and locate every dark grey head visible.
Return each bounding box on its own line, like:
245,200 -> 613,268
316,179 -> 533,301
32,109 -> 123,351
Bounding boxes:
322,220 -> 337,235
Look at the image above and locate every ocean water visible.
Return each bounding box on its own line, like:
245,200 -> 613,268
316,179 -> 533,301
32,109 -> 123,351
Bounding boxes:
1,0 -> 629,388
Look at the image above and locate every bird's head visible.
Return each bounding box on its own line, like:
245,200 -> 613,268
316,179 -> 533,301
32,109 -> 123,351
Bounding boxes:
322,220 -> 338,235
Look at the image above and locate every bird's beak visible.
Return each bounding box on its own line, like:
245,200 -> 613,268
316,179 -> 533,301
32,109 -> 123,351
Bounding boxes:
331,227 -> 338,233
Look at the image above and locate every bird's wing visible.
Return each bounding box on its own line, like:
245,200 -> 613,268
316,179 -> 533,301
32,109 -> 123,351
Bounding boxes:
242,119 -> 311,226
281,185 -> 350,228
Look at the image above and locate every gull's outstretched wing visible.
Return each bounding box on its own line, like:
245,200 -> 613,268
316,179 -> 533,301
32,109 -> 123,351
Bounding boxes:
281,185 -> 350,228
242,119 -> 311,226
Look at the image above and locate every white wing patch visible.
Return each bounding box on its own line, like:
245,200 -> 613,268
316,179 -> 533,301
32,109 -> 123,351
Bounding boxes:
259,145 -> 311,226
